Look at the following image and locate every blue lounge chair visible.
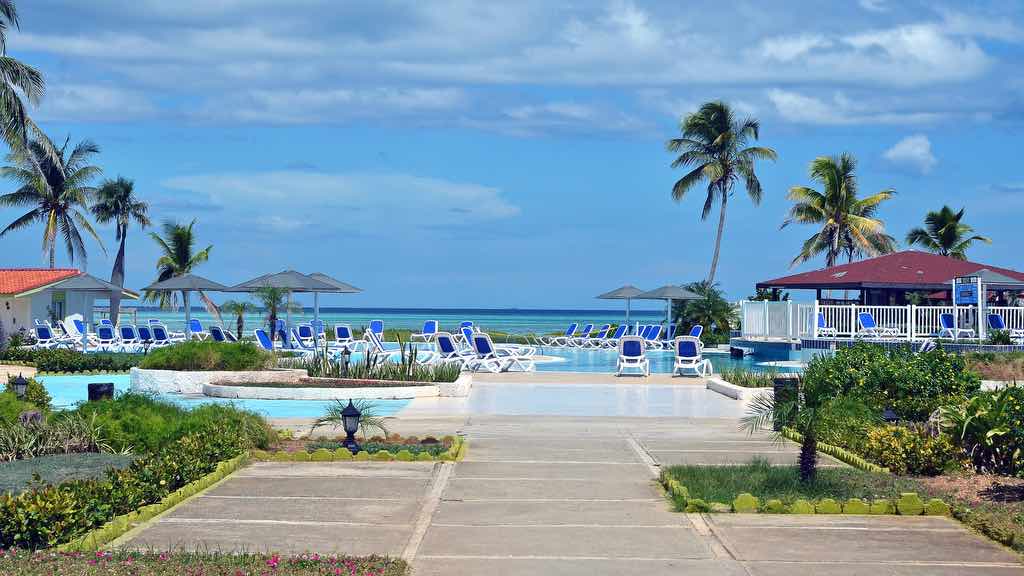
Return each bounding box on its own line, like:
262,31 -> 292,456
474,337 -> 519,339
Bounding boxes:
584,324 -> 611,347
150,325 -> 175,349
600,324 -> 629,349
209,325 -> 228,343
538,323 -> 578,347
94,325 -> 121,352
254,329 -> 275,351
642,325 -> 663,348
938,313 -> 974,339
689,325 -> 703,339
117,325 -> 144,353
569,323 -> 594,347
296,324 -> 317,347
434,332 -> 476,369
368,319 -> 384,338
856,312 -> 899,340
311,319 -> 326,339
470,333 -> 534,373
32,325 -> 63,349
816,313 -> 836,338
616,336 -> 649,376
188,318 -> 209,340
987,313 -> 1024,343
136,325 -> 154,349
673,336 -> 712,377
411,320 -> 439,342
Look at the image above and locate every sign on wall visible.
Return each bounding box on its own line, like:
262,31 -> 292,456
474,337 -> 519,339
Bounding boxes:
955,283 -> 979,306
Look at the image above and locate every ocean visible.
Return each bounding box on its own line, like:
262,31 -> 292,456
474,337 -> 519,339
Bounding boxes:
108,307 -> 667,336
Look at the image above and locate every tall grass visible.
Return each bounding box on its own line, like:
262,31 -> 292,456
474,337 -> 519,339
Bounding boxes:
283,339 -> 461,383
718,367 -> 776,388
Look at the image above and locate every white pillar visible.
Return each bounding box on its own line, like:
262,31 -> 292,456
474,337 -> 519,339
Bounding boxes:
812,299 -> 820,339
952,280 -> 959,341
978,276 -> 986,341
184,291 -> 192,340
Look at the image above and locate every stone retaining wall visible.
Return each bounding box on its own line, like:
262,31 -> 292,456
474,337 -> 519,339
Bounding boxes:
202,373 -> 473,401
130,367 -> 307,394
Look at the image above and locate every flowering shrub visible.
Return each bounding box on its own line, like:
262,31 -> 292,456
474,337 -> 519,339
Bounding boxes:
0,348 -> 140,373
0,549 -> 407,575
940,386 -> 1024,476
861,425 -> 960,476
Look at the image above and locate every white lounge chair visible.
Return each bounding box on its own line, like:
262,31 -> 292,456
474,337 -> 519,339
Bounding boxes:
672,336 -> 712,377
434,331 -> 477,370
815,313 -> 837,338
470,332 -> 535,373
855,312 -> 900,340
987,313 -> 1024,344
188,318 -> 210,340
616,335 -> 649,376
600,324 -> 629,349
411,320 -> 439,342
568,323 -> 594,347
584,324 -> 612,347
938,313 -> 974,339
538,323 -> 578,347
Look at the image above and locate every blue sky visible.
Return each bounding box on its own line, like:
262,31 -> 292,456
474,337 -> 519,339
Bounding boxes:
1,0 -> 1023,309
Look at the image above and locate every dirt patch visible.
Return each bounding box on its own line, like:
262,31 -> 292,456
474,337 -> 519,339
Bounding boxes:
916,472 -> 1024,504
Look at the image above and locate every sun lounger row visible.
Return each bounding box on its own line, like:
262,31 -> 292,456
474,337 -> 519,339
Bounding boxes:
815,311 -> 1024,343
616,335 -> 712,377
537,322 -> 703,350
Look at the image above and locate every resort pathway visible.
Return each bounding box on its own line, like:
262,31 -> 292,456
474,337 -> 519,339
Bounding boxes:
119,416 -> 1024,575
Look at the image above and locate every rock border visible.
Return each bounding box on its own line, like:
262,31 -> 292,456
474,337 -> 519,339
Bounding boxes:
705,375 -> 773,402
130,367 -> 307,394
204,372 -> 473,400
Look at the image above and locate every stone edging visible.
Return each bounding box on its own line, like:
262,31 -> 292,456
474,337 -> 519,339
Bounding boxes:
781,428 -> 890,474
660,472 -> 948,516
252,435 -> 467,463
705,375 -> 773,401
130,367 -> 307,394
57,453 -> 249,552
204,372 -> 472,400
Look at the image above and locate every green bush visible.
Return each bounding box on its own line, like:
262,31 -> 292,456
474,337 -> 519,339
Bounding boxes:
0,414 -> 110,462
861,425 -> 960,476
940,386 -> 1024,476
5,375 -> 51,411
138,341 -> 274,371
804,343 -> 980,421
0,348 -> 140,373
0,422 -> 249,549
70,393 -> 274,454
0,392 -> 36,425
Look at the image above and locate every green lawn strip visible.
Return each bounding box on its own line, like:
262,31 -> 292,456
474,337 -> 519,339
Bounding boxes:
253,435 -> 467,463
661,458 -> 948,515
57,453 -> 249,552
0,453 -> 135,496
0,550 -> 408,575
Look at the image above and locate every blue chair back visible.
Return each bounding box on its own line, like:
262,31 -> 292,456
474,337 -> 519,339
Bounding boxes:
578,323 -> 593,337
611,324 -> 627,339
148,319 -> 161,325
369,319 -> 384,335
564,323 -> 578,337
311,319 -> 325,335
276,328 -> 291,348
593,324 -> 610,339
73,319 -> 86,335
423,320 -> 438,335
35,325 -> 53,341
335,324 -> 352,340
437,333 -> 457,355
189,318 -> 203,333
291,328 -> 312,350
224,329 -> 238,342
460,321 -> 474,329
255,329 -> 274,351
622,339 -> 643,358
97,325 -> 115,340
99,318 -> 113,326
473,334 -> 494,355
858,312 -> 876,329
676,338 -> 700,358
274,319 -> 286,332
689,325 -> 703,338
462,326 -> 475,343
664,325 -> 676,341
817,313 -> 827,329
137,326 -> 153,343
152,325 -> 170,342
119,325 -> 136,341
940,313 -> 956,330
988,313 -> 1006,331
210,326 -> 226,342
297,324 -> 314,340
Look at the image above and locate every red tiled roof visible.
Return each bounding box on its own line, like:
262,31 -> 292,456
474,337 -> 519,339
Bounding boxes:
757,251 -> 1024,290
0,268 -> 81,296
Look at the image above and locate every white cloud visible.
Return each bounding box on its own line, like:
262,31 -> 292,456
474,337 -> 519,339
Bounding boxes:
883,134 -> 937,174
36,84 -> 156,122
758,34 -> 831,61
159,171 -> 521,232
766,89 -> 944,125
859,0 -> 888,13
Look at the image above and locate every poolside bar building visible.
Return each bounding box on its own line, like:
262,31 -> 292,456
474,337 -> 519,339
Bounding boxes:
741,251 -> 1024,342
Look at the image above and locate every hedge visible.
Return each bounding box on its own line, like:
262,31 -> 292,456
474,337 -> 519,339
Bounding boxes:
252,435 -> 466,463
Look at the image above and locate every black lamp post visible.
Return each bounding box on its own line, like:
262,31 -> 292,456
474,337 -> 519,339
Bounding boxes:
882,407 -> 899,424
12,374 -> 28,399
341,347 -> 352,377
341,399 -> 362,454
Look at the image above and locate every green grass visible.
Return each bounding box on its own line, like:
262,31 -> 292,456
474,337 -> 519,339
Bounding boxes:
0,550 -> 407,575
663,458 -> 919,507
138,341 -> 275,371
717,368 -> 775,388
0,453 -> 135,495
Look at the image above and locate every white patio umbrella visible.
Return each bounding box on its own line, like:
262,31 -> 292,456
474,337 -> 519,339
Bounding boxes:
595,285 -> 645,326
142,274 -> 228,340
634,285 -> 702,329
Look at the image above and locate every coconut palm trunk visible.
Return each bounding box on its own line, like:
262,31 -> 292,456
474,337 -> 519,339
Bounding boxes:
798,432 -> 818,483
707,188 -> 728,284
108,228 -> 127,321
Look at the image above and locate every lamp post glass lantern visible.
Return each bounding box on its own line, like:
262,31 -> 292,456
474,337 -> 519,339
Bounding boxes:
882,407 -> 899,424
12,374 -> 28,399
341,399 -> 362,454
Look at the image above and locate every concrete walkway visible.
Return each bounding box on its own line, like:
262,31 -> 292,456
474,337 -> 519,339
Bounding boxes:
121,416 -> 1024,575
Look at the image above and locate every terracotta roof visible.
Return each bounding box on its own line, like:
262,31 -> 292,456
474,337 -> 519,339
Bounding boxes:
0,268 -> 81,296
757,251 -> 1024,290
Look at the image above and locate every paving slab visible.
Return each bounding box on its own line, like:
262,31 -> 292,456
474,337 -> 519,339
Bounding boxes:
709,514 -> 1021,565
413,557 -> 748,576
443,477 -> 661,500
205,476 -> 429,498
165,494 -> 421,524
419,525 -> 711,559
431,499 -> 679,526
452,461 -> 652,479
466,444 -> 636,463
742,561 -> 1024,576
237,461 -> 435,478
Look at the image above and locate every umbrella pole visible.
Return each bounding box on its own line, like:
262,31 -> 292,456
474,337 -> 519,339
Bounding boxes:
667,298 -> 672,328
287,291 -> 293,332
314,292 -> 320,322
185,291 -> 191,340
625,298 -> 631,326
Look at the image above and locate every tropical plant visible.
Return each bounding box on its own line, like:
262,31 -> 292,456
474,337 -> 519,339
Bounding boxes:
312,398 -> 391,440
0,1 -> 50,159
748,288 -> 789,301
782,153 -> 896,268
906,205 -> 990,260
741,365 -> 877,483
940,386 -> 1024,477
666,101 -> 777,283
0,134 -> 105,267
673,281 -> 736,339
253,287 -> 297,341
91,177 -> 150,322
221,299 -> 257,339
145,219 -> 212,310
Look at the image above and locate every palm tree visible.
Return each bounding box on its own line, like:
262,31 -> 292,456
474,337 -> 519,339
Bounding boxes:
146,219 -> 212,310
254,287 -> 296,342
91,177 -> 149,322
0,134 -> 105,268
673,281 -> 736,339
667,101 -> 777,283
221,299 -> 257,339
740,371 -> 874,483
782,153 -> 896,268
906,205 -> 990,260
0,1 -> 51,159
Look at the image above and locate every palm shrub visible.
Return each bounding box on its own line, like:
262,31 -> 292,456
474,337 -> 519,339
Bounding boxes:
138,341 -> 274,371
672,281 -> 736,343
741,366 -> 876,483
312,398 -> 391,440
940,386 -> 1024,476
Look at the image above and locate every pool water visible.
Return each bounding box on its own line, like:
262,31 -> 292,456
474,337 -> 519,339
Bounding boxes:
37,374 -> 411,418
535,346 -> 799,374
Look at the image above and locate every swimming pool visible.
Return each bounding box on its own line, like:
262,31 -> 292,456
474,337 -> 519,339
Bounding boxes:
535,346 -> 800,374
37,374 -> 411,418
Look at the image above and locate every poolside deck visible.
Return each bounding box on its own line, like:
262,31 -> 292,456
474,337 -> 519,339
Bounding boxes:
475,370 -> 710,386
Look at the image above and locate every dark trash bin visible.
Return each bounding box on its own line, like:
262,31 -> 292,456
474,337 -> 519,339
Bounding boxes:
88,382 -> 115,402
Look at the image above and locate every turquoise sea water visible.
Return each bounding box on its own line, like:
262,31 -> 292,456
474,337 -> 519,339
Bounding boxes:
109,307 -> 666,336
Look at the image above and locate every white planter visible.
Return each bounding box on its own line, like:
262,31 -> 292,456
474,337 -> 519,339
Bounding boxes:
706,376 -> 773,402
439,373 -> 473,397
203,382 -> 440,400
130,367 -> 307,395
